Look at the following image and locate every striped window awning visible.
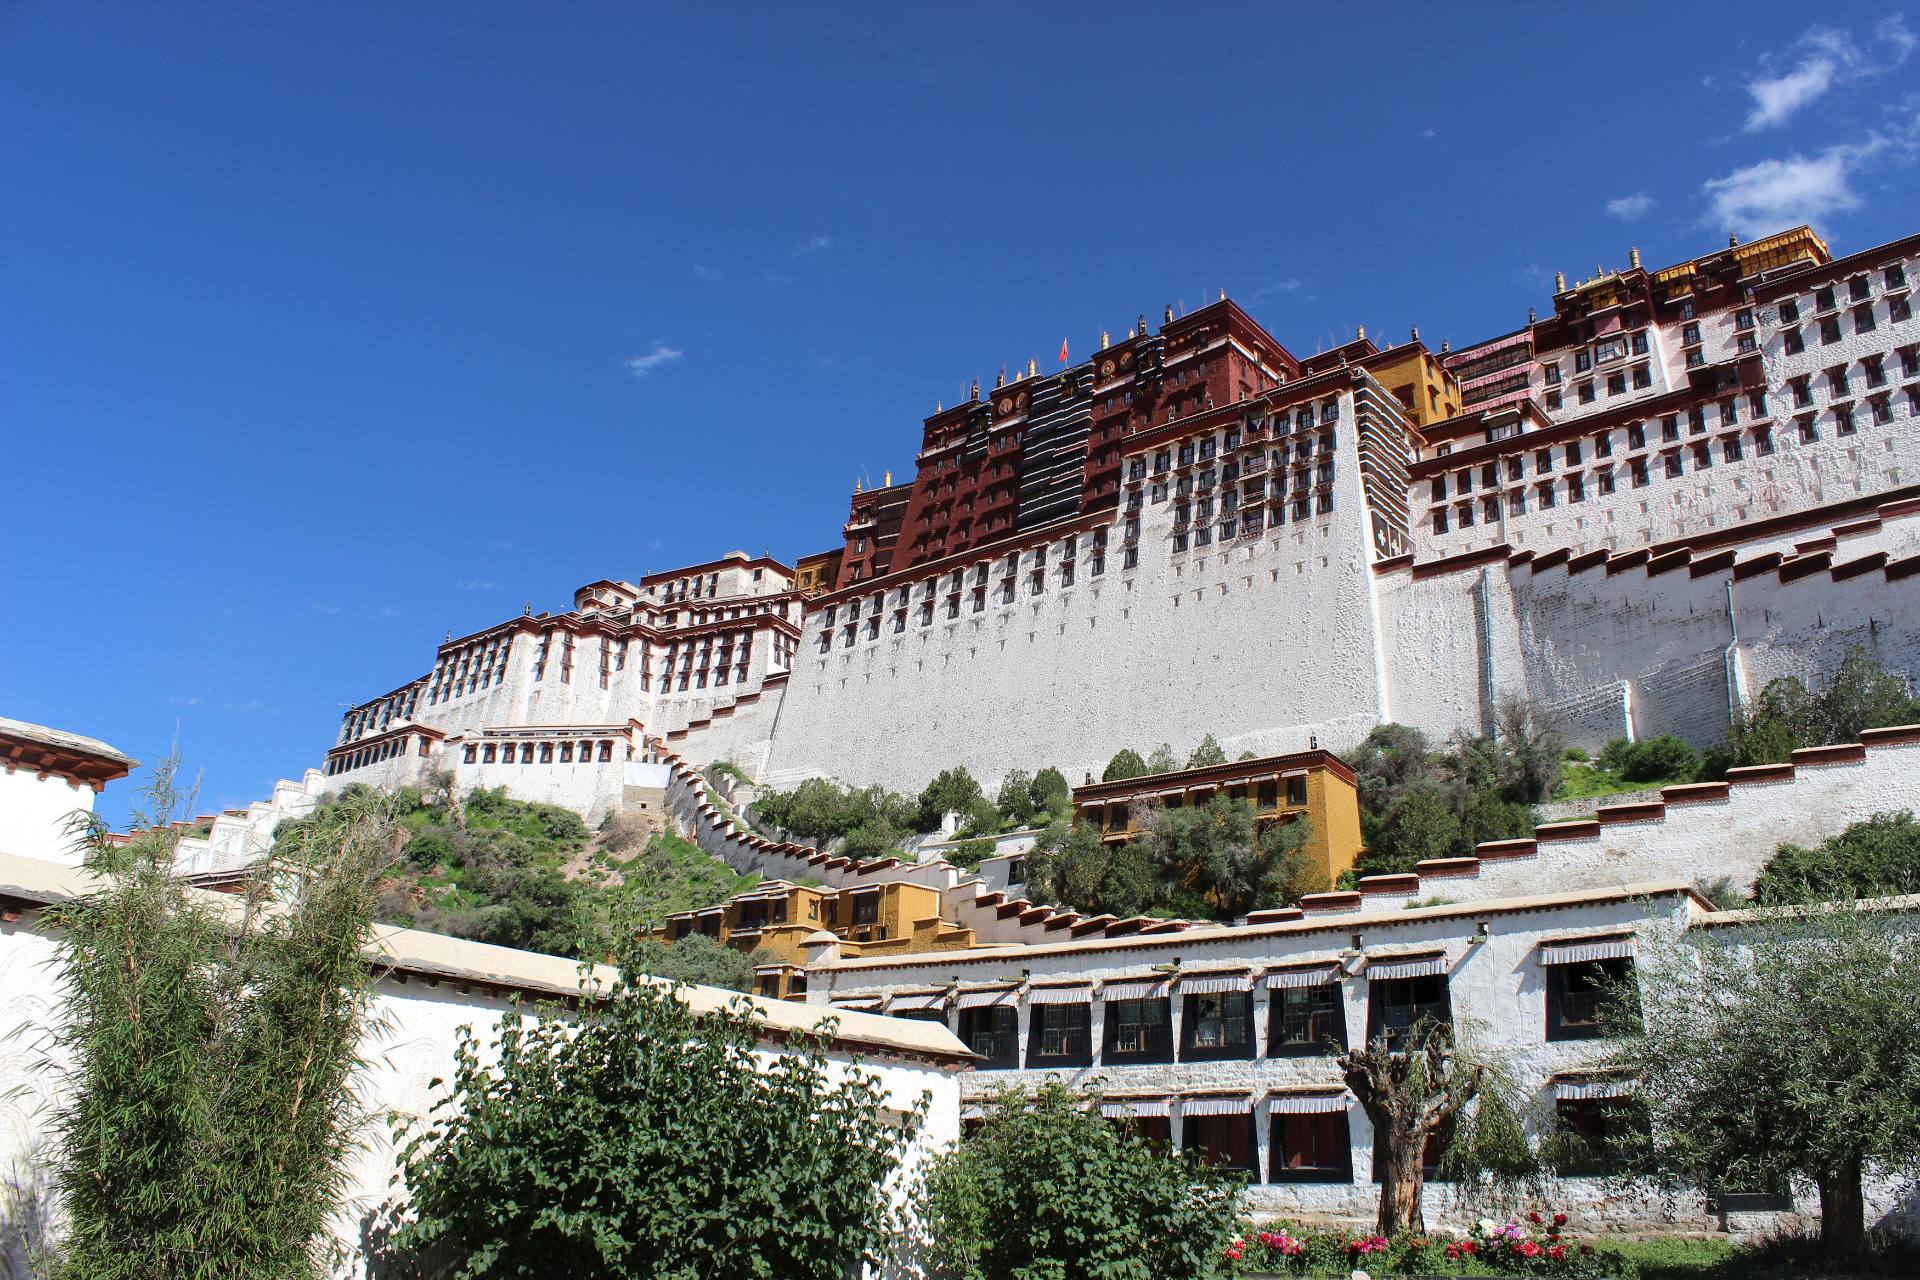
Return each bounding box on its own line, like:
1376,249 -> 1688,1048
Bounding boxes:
1540,935 -> 1635,965
1028,984 -> 1092,1005
1280,767 -> 1308,778
887,992 -> 947,1012
1365,953 -> 1448,981
1179,971 -> 1252,995
954,987 -> 1017,1009
1182,1095 -> 1254,1117
695,906 -> 725,917
960,1103 -> 985,1121
1555,1076 -> 1633,1101
1265,964 -> 1342,989
828,995 -> 881,1010
1101,979 -> 1170,1001
1100,1096 -> 1170,1118
1248,772 -> 1280,783
1267,1091 -> 1351,1114
1156,787 -> 1186,798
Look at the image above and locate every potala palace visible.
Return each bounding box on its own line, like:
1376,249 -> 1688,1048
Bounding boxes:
8,221 -> 1920,1261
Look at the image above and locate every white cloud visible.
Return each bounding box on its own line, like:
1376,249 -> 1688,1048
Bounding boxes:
1744,19 -> 1916,130
1418,128 -> 1436,140
460,578 -> 502,592
624,341 -> 683,378
791,235 -> 834,257
692,264 -> 723,282
1247,277 -> 1303,304
1606,192 -> 1656,221
1702,143 -> 1874,237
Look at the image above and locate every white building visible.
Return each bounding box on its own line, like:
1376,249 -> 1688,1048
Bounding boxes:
0,717 -> 135,865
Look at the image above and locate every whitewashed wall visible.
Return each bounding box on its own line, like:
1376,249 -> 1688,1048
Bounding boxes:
0,771 -> 94,865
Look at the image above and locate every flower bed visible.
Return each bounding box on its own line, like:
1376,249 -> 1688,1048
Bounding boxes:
1223,1209 -> 1630,1278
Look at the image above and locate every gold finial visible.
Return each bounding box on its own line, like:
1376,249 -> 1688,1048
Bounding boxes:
1100,329 -> 1110,350
970,379 -> 979,400
1630,246 -> 1642,269
1163,304 -> 1173,325
936,400 -> 942,412
1026,357 -> 1037,378
1528,306 -> 1537,324
883,470 -> 891,487
1554,271 -> 1566,293
1441,340 -> 1451,354
1728,232 -> 1739,247
523,601 -> 531,617
854,478 -> 863,494
995,367 -> 1006,389
1356,323 -> 1366,341
1218,288 -> 1225,302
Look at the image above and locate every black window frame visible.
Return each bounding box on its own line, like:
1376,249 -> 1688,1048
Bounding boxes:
1545,956 -> 1638,1041
1365,973 -> 1451,1051
1267,980 -> 1348,1057
1180,991 -> 1256,1061
1102,996 -> 1174,1064
1182,1112 -> 1260,1177
1025,1002 -> 1094,1068
958,1004 -> 1021,1070
1269,1110 -> 1354,1184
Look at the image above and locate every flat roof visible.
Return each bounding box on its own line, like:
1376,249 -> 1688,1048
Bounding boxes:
1073,748 -> 1358,802
0,717 -> 135,768
0,852 -> 973,1065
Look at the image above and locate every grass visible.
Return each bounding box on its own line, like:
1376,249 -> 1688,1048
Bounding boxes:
1552,762 -> 1664,804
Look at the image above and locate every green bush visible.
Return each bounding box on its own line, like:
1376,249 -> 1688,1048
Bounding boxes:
1619,734 -> 1699,783
1102,747 -> 1149,782
922,1084 -> 1241,1280
950,837 -> 998,870
1752,811 -> 1920,904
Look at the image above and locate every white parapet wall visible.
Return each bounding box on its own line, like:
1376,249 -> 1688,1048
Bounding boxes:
1318,727 -> 1920,912
0,851 -> 966,1278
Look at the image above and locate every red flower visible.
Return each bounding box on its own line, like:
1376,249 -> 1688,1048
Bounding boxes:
1580,1244 -> 1594,1256
1528,1211 -> 1543,1224
1553,1212 -> 1569,1226
1519,1240 -> 1542,1258
1549,1245 -> 1566,1260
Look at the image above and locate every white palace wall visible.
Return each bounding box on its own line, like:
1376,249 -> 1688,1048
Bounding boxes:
761,394 -> 1390,793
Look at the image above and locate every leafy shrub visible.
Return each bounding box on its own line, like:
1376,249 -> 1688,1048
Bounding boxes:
1618,733 -> 1699,783
1102,747 -> 1149,782
1752,811 -> 1920,904
922,1084 -> 1240,1280
1734,647 -> 1920,766
949,837 -> 997,870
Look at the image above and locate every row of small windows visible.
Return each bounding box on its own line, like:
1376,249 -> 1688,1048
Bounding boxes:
340,689 -> 420,743
325,734 -> 430,775
657,631 -> 753,692
459,738 -> 617,765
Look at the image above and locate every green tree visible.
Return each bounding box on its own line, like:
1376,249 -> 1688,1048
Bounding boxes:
387,963 -> 922,1278
1340,1023 -> 1489,1237
919,1083 -> 1241,1280
1615,733 -> 1700,783
1371,785 -> 1462,874
1102,747 -> 1148,782
917,766 -> 986,832
1023,821 -> 1113,916
1733,648 -> 1920,766
47,757 -> 397,1280
1136,795 -> 1323,918
627,933 -> 778,992
995,769 -> 1037,828
1144,743 -> 1179,774
1752,811 -> 1920,904
1493,696 -> 1564,803
1613,901 -> 1920,1252
1028,766 -> 1072,822
1185,734 -> 1228,768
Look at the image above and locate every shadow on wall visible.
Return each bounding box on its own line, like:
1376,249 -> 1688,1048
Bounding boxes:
0,1151 -> 56,1280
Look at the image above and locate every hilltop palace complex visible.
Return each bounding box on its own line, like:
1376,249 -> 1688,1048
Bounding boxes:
9,222 -> 1920,1254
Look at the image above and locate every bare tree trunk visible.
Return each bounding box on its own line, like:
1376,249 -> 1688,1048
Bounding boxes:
1375,1114 -> 1428,1237
1816,1157 -> 1866,1254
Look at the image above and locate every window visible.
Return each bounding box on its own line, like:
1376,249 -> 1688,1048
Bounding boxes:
1792,377 -> 1813,408
1631,330 -> 1649,355
1506,456 -> 1524,482
1535,447 -> 1553,471
1820,316 -> 1842,344
1905,348 -> 1920,378
1574,349 -> 1592,373
1784,326 -> 1805,355
1664,450 -> 1683,478
1269,980 -> 1346,1055
1026,1002 -> 1092,1067
1829,367 -> 1850,397
1366,973 -> 1450,1050
1816,286 -> 1836,311
1626,422 -> 1646,449
1481,495 -> 1500,524
1854,303 -> 1877,335
1542,362 -> 1561,385
1547,957 -> 1638,1041
1893,295 -> 1913,323
1691,442 -> 1713,469
1872,396 -> 1893,426
1597,469 -> 1615,496
1270,1110 -> 1353,1184
1566,475 -> 1585,503
1536,481 -> 1556,509
1508,489 -> 1527,515
1555,1098 -> 1651,1177
1754,427 -> 1774,456
1887,263 -> 1908,290
1631,363 -> 1652,389
1564,440 -> 1583,466
1661,414 -> 1680,443
1749,389 -> 1769,418
1182,991 -> 1255,1060
1183,1112 -> 1258,1176
1850,274 -> 1871,302
1780,298 -> 1800,322
1681,322 -> 1701,347
1103,995 -> 1173,1062
1798,414 -> 1819,443
1457,502 -> 1474,529
1866,355 -> 1888,388
1720,399 -> 1737,427
958,1006 -> 1020,1069
1576,380 -> 1595,404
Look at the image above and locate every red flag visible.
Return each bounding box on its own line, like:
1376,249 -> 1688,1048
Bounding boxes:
1058,337 -> 1069,365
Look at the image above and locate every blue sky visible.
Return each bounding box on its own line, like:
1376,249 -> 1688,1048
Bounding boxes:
4,2 -> 1918,825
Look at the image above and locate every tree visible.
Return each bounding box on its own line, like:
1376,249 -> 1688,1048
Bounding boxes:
1028,766 -> 1072,822
387,961 -> 922,1278
1614,901 -> 1920,1253
626,933 -> 778,992
917,766 -> 985,832
47,756 -> 397,1280
995,769 -> 1037,828
1102,748 -> 1148,782
1340,1023 -> 1484,1237
1136,795 -> 1323,918
1733,647 -> 1920,766
919,1083 -> 1241,1280
1185,734 -> 1228,768
1752,811 -> 1920,904
1023,821 -> 1113,916
1144,743 -> 1179,774
1493,696 -> 1564,803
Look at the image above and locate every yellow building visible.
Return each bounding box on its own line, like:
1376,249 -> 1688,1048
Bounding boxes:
1069,748 -> 1365,889
658,877 -> 977,999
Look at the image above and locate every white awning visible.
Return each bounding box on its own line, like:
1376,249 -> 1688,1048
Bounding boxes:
1265,965 -> 1342,989
1182,1095 -> 1253,1117
1555,1077 -> 1633,1101
1179,972 -> 1252,994
695,906 -> 725,917
1366,954 -> 1448,981
1268,1092 -> 1351,1114
960,1103 -> 985,1121
1099,1097 -> 1170,1118
954,988 -> 1017,1009
828,995 -> 881,1010
1028,985 -> 1092,1005
888,992 -> 947,1012
1541,936 -> 1635,965
1101,979 -> 1169,1001
1280,768 -> 1308,778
